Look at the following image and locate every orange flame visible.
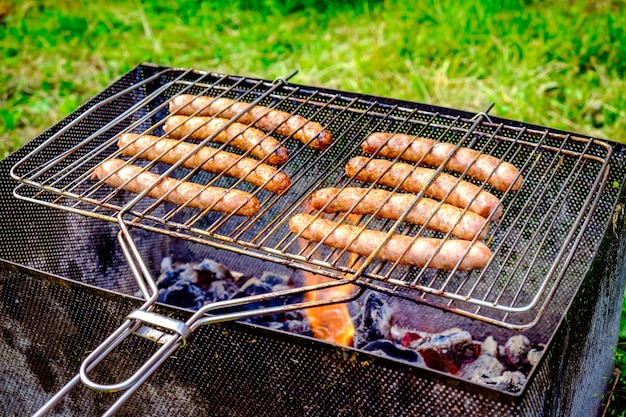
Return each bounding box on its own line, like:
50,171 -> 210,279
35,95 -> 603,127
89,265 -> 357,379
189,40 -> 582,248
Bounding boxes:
303,271 -> 356,346
300,214 -> 359,347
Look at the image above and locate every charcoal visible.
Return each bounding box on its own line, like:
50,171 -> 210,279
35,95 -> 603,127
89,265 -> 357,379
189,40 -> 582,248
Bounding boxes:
194,258 -> 236,288
389,325 -> 427,350
483,371 -> 527,393
156,268 -> 184,289
352,293 -> 392,349
160,256 -> 174,275
283,318 -> 312,336
416,328 -> 474,374
461,355 -> 506,383
263,322 -> 285,331
156,259 -> 206,309
259,271 -> 291,288
157,280 -> 205,310
527,345 -> 545,367
481,336 -> 499,357
361,340 -> 424,364
504,335 -> 532,371
204,280 -> 235,302
154,257 -> 532,395
236,277 -> 274,297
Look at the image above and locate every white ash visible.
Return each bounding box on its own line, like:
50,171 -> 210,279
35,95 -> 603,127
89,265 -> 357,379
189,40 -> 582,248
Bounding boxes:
527,345 -> 545,367
504,335 -> 532,369
415,328 -> 473,356
191,258 -> 234,282
462,355 -> 507,383
389,325 -> 429,350
483,371 -> 527,394
388,324 -> 540,392
481,336 -> 499,357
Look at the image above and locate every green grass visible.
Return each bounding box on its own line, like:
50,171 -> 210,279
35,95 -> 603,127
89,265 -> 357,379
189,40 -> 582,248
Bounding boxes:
2,0 -> 626,413
1,0 -> 626,160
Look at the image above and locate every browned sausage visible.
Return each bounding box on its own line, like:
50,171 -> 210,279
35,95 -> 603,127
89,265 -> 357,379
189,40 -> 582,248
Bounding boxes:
169,94 -> 332,149
345,157 -> 502,220
362,132 -> 522,192
117,133 -> 290,194
289,213 -> 492,270
93,159 -> 260,216
164,115 -> 289,165
310,187 -> 488,240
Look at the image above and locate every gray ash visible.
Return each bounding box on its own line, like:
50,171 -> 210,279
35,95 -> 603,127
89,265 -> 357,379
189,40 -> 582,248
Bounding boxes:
153,257 -> 542,393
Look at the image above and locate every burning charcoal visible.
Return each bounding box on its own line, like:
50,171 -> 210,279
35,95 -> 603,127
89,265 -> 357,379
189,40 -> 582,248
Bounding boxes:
416,328 -> 474,374
362,340 -> 424,365
483,371 -> 527,393
504,335 -> 532,371
353,293 -> 392,349
389,325 -> 428,350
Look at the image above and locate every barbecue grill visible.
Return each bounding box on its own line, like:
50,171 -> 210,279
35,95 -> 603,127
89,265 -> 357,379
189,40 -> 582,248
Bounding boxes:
1,63 -> 625,416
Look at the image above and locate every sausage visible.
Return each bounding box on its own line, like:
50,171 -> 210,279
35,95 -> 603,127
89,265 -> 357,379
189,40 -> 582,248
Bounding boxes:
164,115 -> 289,165
117,133 -> 290,194
289,214 -> 492,270
362,132 -> 522,192
310,187 -> 488,240
345,157 -> 502,220
169,94 -> 332,149
93,159 -> 260,216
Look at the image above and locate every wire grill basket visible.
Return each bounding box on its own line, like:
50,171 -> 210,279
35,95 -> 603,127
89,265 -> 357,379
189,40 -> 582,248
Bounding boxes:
11,66 -> 613,330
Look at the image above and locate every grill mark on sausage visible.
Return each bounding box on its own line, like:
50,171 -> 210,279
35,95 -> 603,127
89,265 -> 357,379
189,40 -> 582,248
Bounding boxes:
169,94 -> 332,149
93,159 -> 260,216
289,213 -> 492,270
164,115 -> 289,165
345,157 -> 503,220
362,132 -> 523,192
310,187 -> 488,240
117,133 -> 290,194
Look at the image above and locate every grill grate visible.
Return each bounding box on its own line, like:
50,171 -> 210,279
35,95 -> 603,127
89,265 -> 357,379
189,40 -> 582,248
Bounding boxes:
10,66 -> 613,329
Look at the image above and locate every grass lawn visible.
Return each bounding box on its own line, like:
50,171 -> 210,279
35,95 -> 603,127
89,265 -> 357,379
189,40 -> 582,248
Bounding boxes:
2,0 -> 626,414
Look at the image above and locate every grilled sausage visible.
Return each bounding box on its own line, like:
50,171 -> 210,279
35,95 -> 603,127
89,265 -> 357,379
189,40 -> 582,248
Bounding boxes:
164,115 -> 289,165
346,157 -> 502,220
169,94 -> 332,149
362,132 -> 522,192
93,159 -> 260,216
289,213 -> 492,270
117,133 -> 290,194
310,187 -> 488,240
